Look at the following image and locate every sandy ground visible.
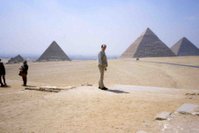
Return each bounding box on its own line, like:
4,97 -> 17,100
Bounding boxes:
0,56 -> 199,132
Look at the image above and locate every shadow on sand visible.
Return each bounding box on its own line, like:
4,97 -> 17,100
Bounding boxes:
142,61 -> 199,69
23,85 -> 36,87
105,89 -> 129,94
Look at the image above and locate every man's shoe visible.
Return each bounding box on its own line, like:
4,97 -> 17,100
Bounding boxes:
102,87 -> 108,90
98,87 -> 108,90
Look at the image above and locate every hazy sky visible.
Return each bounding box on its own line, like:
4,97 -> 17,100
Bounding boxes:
0,0 -> 199,57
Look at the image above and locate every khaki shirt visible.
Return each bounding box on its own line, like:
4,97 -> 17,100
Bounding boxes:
98,51 -> 108,67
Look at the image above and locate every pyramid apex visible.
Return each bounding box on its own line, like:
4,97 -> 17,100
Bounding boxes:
49,41 -> 60,47
146,27 -> 151,31
51,41 -> 58,44
180,37 -> 191,44
141,27 -> 154,36
181,37 -> 188,41
16,54 -> 23,58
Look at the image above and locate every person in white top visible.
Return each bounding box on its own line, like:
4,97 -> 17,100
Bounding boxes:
98,44 -> 108,90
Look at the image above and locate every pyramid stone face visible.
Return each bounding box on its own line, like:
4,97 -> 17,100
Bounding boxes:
37,41 -> 71,61
171,37 -> 199,56
7,54 -> 24,64
121,28 -> 175,58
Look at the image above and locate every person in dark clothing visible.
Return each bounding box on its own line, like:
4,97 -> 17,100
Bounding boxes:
0,59 -> 7,87
19,61 -> 28,86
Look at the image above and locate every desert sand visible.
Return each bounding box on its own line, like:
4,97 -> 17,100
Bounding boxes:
0,56 -> 199,132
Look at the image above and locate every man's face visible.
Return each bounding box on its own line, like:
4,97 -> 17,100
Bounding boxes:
102,45 -> 106,51
103,46 -> 106,51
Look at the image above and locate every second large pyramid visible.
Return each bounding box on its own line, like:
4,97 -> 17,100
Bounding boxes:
121,28 -> 175,58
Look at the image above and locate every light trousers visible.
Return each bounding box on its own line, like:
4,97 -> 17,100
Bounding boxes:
98,64 -> 106,88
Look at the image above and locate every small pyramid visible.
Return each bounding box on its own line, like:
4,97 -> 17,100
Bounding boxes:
121,28 -> 175,58
37,41 -> 71,61
171,37 -> 199,56
7,54 -> 24,64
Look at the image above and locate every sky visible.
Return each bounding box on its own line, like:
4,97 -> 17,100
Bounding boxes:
0,0 -> 199,57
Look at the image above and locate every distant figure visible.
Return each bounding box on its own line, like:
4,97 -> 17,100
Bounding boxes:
136,57 -> 139,61
0,59 -> 7,87
98,44 -> 108,90
19,61 -> 29,86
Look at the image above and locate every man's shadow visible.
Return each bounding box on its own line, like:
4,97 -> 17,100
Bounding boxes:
24,85 -> 36,87
105,89 -> 129,94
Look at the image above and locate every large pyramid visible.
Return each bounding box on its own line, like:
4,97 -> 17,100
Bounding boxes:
171,37 -> 199,56
121,28 -> 175,58
37,41 -> 71,61
7,54 -> 24,64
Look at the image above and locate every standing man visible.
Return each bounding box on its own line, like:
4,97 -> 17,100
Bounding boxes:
98,44 -> 108,90
19,61 -> 29,86
0,59 -> 7,87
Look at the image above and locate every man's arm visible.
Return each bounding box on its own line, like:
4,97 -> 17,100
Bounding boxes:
98,52 -> 102,65
105,54 -> 108,67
